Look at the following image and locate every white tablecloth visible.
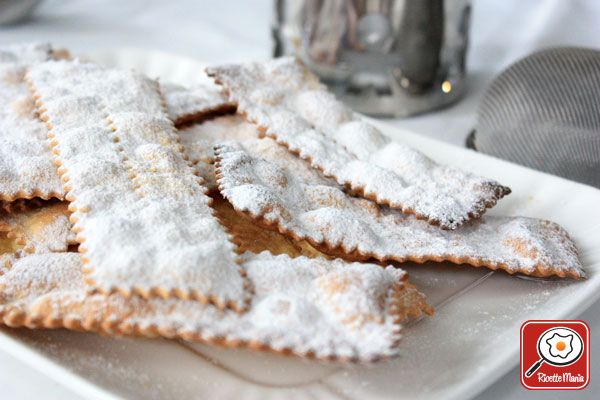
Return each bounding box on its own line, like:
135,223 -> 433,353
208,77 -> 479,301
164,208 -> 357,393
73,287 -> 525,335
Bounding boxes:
0,0 -> 598,398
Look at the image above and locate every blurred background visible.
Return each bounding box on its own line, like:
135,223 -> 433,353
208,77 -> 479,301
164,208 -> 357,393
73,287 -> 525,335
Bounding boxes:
0,0 -> 598,146
1,1 -> 599,399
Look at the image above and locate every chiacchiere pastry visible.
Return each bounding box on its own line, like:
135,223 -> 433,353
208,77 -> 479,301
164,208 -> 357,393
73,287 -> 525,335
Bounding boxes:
0,43 -> 235,204
26,60 -> 251,310
214,137 -> 584,279
0,200 -> 75,271
0,252 -> 431,362
207,58 -> 511,229
211,192 -> 329,259
0,197 -> 432,362
0,201 -> 75,255
178,114 -> 336,193
0,43 -> 585,364
177,114 -> 583,279
0,50 -> 431,362
162,82 -> 236,127
0,43 -> 65,202
179,114 -> 261,191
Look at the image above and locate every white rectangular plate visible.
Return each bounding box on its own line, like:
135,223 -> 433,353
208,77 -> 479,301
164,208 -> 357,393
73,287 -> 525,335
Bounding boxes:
1,49 -> 599,400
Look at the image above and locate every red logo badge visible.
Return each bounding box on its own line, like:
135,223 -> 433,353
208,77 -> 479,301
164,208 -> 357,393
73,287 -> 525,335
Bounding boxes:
521,320 -> 589,390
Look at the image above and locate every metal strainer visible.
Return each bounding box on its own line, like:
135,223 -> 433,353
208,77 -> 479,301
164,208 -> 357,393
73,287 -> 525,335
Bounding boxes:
472,47 -> 600,188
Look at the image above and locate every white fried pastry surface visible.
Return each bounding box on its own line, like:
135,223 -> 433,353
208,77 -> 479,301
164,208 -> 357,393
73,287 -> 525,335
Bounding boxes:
0,251 -> 431,362
207,58 -> 511,229
0,43 -> 235,203
179,114 -> 330,192
0,43 -> 64,201
1,202 -> 75,255
26,61 -> 250,310
162,82 -> 236,126
179,114 -> 260,191
0,94 -> 430,361
215,141 -> 584,279
211,191 -> 330,259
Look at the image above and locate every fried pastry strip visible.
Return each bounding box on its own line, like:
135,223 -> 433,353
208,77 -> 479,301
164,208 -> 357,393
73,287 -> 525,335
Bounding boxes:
0,43 -> 65,201
1,201 -> 75,255
208,58 -> 511,229
0,251 -> 432,363
0,43 -> 234,203
27,61 -> 249,310
215,141 -> 584,279
163,82 -> 236,126
0,174 -> 431,362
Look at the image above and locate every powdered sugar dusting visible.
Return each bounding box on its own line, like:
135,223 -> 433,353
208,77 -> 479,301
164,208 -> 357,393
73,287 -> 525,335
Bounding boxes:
207,58 -> 511,229
0,252 -> 427,362
0,44 -> 233,203
179,114 -> 329,191
162,82 -> 235,126
26,60 -> 249,310
215,141 -> 584,279
179,115 -> 259,191
0,43 -> 64,201
1,202 -> 75,255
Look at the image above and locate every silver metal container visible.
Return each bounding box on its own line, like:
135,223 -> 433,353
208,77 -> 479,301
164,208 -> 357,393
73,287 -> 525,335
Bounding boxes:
273,0 -> 471,117
0,0 -> 41,25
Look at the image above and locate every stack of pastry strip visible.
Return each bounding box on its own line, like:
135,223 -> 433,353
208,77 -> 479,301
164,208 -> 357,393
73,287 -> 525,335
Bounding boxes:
0,250 -> 432,361
207,58 -> 512,229
214,136 -> 583,278
0,46 -> 433,362
28,60 -> 250,309
0,184 -> 431,363
0,44 -> 586,363
206,60 -> 584,279
0,42 -> 237,203
180,114 -> 584,279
